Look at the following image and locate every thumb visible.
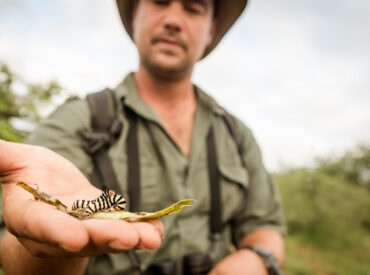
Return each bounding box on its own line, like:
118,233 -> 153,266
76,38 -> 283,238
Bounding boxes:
0,140 -> 40,183
0,140 -> 26,174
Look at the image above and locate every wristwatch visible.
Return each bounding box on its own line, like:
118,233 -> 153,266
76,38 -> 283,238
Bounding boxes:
239,246 -> 282,275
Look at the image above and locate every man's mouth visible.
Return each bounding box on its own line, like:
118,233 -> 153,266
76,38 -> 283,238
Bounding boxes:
153,37 -> 186,51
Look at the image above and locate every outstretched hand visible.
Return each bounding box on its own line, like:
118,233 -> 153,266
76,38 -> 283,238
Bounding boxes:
0,140 -> 164,258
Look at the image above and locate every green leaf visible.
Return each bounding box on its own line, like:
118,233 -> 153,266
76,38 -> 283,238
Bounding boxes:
90,199 -> 194,221
17,182 -> 194,221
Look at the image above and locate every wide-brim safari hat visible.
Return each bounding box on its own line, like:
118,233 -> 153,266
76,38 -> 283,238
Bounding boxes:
116,0 -> 248,58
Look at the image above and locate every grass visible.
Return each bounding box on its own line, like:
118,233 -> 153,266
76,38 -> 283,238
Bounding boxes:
284,226 -> 370,275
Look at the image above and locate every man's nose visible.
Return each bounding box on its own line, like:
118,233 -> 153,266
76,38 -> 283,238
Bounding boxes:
163,2 -> 184,33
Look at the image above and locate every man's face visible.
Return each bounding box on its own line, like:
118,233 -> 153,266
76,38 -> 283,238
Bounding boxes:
132,0 -> 215,79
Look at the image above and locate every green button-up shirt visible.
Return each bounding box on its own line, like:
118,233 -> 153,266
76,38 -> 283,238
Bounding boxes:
9,73 -> 284,274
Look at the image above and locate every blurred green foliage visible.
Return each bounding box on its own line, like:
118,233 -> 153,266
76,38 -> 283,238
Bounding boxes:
316,145 -> 370,189
276,145 -> 370,274
0,62 -> 61,142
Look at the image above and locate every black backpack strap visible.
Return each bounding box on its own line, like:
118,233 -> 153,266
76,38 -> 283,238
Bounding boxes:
207,110 -> 250,249
125,107 -> 141,212
88,88 -> 116,133
122,105 -> 143,274
77,88 -> 123,193
207,126 -> 223,241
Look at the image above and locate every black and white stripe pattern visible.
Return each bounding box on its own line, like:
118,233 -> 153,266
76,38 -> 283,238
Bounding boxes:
108,194 -> 127,211
72,190 -> 126,214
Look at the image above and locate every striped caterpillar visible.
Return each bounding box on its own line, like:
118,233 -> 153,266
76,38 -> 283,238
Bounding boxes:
72,189 -> 127,214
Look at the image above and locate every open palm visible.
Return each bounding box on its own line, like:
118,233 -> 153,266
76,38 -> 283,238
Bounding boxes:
0,140 -> 163,259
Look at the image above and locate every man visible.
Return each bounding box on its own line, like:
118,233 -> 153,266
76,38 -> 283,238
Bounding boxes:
0,0 -> 285,274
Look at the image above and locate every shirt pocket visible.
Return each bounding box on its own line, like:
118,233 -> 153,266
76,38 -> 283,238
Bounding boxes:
218,163 -> 249,223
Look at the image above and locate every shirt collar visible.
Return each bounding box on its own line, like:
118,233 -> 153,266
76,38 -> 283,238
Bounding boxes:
193,85 -> 227,117
114,73 -> 226,121
114,72 -> 161,124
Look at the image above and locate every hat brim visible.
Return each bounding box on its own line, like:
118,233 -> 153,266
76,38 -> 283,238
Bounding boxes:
116,0 -> 248,59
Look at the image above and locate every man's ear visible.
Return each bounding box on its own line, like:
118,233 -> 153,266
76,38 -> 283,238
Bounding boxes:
131,0 -> 140,41
206,19 -> 217,47
132,0 -> 140,28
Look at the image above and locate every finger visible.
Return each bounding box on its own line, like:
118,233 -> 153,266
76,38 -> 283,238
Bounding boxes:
0,140 -> 57,171
144,219 -> 164,240
82,219 -> 139,251
0,140 -> 29,178
0,140 -> 91,190
131,221 -> 163,250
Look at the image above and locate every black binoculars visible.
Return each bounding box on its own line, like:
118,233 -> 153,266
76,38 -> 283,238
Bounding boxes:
145,252 -> 213,275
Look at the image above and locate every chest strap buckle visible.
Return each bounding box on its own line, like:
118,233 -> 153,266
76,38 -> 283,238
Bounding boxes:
77,129 -> 111,155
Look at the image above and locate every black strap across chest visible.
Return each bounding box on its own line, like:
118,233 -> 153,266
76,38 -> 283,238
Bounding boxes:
77,89 -> 122,193
207,127 -> 223,238
125,107 -> 141,212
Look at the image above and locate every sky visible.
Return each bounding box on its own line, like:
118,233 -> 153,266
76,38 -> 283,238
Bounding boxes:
1,0 -> 369,171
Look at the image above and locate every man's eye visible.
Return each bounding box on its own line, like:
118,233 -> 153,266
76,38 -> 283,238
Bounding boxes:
186,4 -> 205,14
152,0 -> 169,5
153,0 -> 170,5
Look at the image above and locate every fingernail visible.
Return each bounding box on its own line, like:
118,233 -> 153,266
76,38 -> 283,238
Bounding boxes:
109,240 -> 131,250
61,244 -> 82,252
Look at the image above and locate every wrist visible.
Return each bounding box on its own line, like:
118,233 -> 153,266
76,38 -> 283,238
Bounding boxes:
1,232 -> 88,275
238,246 -> 282,275
237,249 -> 269,275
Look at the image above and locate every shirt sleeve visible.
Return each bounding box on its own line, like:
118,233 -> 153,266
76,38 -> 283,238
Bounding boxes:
232,118 -> 286,243
27,98 -> 93,177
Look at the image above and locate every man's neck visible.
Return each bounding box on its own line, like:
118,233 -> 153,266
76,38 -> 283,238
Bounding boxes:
133,67 -> 197,157
133,67 -> 195,107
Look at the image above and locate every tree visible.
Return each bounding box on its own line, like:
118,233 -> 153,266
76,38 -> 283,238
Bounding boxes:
316,145 -> 370,189
276,144 -> 370,250
0,62 -> 62,142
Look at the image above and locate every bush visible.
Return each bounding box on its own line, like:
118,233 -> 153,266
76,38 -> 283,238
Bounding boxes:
276,168 -> 370,250
0,63 -> 61,142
